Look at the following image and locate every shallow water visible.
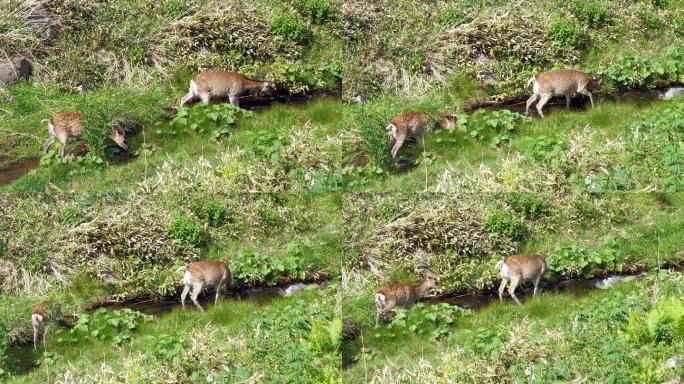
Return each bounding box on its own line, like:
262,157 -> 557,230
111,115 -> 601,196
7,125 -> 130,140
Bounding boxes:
466,86 -> 684,116
422,272 -> 647,310
0,158 -> 38,186
2,281 -> 324,375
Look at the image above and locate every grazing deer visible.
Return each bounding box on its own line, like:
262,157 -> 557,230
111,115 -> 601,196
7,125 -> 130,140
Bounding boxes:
179,71 -> 274,108
497,254 -> 547,306
386,112 -> 456,158
180,260 -> 231,312
375,267 -> 440,326
42,113 -> 128,156
525,70 -> 603,117
32,303 -> 78,350
31,303 -> 48,350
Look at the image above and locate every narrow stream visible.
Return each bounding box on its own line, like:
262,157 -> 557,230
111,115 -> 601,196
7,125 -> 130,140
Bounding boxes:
0,158 -> 39,187
465,86 -> 684,115
1,281 -> 324,376
422,272 -> 647,310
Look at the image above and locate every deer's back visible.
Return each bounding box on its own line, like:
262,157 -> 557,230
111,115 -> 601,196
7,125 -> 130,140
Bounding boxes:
378,284 -> 418,306
504,254 -> 546,280
53,112 -> 82,136
391,112 -> 429,136
193,71 -> 244,95
186,260 -> 229,285
536,70 -> 589,95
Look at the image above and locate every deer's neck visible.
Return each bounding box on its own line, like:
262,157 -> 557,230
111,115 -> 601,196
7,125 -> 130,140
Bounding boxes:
242,78 -> 265,90
414,280 -> 431,298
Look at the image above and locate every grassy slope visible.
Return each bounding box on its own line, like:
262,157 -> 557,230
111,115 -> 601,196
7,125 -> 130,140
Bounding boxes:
343,272 -> 684,383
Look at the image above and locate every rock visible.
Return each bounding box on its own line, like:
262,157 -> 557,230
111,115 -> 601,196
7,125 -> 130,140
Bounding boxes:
0,56 -> 31,88
662,87 -> 684,100
24,1 -> 58,43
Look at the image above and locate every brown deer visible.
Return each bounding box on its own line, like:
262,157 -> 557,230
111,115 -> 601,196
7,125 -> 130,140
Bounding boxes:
42,113 -> 128,156
497,254 -> 547,305
180,71 -> 274,108
525,70 -> 603,117
386,112 -> 456,158
375,266 -> 440,326
31,303 -> 78,350
180,260 -> 232,312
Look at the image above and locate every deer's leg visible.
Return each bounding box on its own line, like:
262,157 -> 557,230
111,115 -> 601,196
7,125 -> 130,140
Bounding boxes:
214,280 -> 223,306
508,276 -> 522,306
58,136 -> 68,157
32,314 -> 42,351
199,92 -> 212,106
525,93 -> 538,116
566,94 -> 571,110
579,89 -> 594,108
180,284 -> 190,309
228,95 -> 239,107
180,91 -> 196,107
390,133 -> 406,158
533,274 -> 543,297
498,278 -> 508,301
43,135 -> 56,154
190,283 -> 204,312
536,93 -> 552,118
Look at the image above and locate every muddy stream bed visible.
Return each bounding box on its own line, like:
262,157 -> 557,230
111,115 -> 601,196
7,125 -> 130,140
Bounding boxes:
2,281 -> 326,375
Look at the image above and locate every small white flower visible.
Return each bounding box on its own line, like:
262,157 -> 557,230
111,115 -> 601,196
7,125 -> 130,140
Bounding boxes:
666,357 -> 677,369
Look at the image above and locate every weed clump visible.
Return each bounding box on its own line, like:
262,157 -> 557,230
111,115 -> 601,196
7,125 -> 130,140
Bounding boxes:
167,216 -> 209,247
483,209 -> 526,241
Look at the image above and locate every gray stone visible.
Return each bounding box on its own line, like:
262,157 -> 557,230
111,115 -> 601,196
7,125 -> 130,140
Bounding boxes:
0,56 -> 32,88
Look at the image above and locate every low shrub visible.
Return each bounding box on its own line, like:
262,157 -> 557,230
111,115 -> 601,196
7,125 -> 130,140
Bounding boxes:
456,109 -> 530,147
270,12 -> 310,43
504,193 -> 547,219
292,0 -> 332,24
56,308 -> 151,347
548,18 -> 588,49
625,297 -> 684,345
170,103 -> 250,141
167,216 -> 209,247
569,1 -> 608,28
189,198 -> 229,227
232,243 -> 307,286
376,303 -> 471,341
483,209 -> 526,240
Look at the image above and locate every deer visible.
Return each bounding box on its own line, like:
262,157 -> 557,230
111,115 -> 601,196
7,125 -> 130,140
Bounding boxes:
497,254 -> 547,306
42,113 -> 128,156
179,70 -> 274,108
386,112 -> 456,158
525,70 -> 603,118
375,266 -> 440,326
180,260 -> 231,312
32,303 -> 78,350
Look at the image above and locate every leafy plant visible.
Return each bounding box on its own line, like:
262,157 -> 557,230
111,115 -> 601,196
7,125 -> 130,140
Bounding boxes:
56,308 -> 151,347
483,209 -> 526,240
569,1 -> 608,28
637,8 -> 661,30
625,297 -> 684,345
232,243 -> 307,286
167,216 -> 209,247
243,129 -> 289,161
547,237 -> 625,278
293,0 -> 332,24
548,18 -> 588,49
170,103 -> 250,141
504,193 -> 547,219
270,12 -> 309,43
601,47 -> 684,89
376,303 -> 471,341
456,109 -> 530,146
143,333 -> 190,363
530,134 -> 568,164
189,198 -> 229,227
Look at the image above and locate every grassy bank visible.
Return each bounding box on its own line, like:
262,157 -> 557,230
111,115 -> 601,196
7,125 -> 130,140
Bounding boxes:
343,270 -> 684,383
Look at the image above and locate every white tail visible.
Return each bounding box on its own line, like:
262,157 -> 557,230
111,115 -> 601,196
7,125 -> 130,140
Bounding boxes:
527,76 -> 536,87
